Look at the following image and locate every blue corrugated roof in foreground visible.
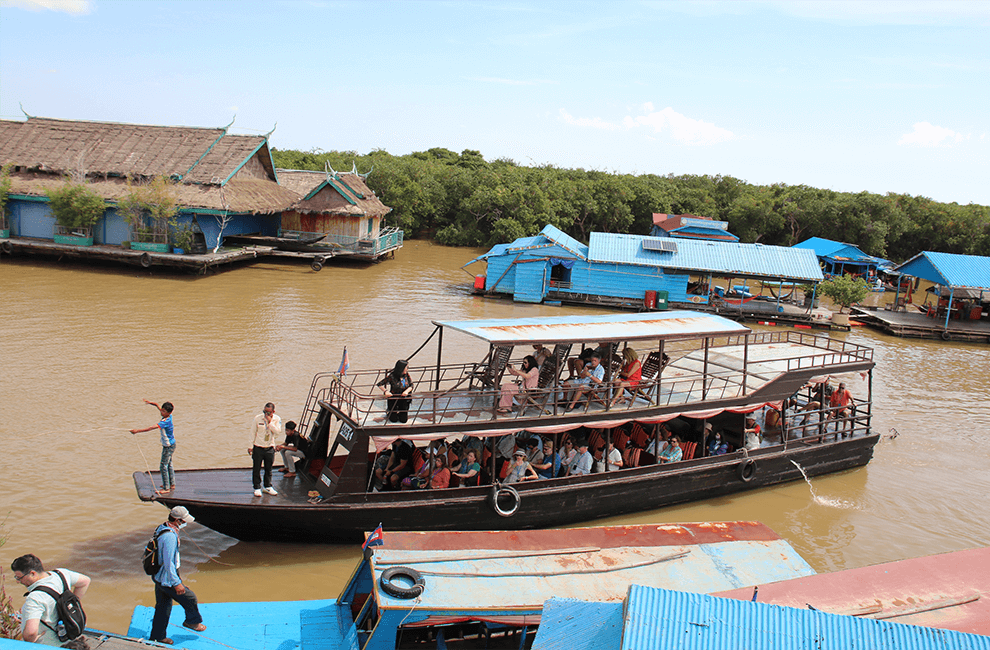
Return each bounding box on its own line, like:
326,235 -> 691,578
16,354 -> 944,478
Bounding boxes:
589,233 -> 824,282
895,251 -> 990,290
621,585 -> 990,650
532,598 -> 623,650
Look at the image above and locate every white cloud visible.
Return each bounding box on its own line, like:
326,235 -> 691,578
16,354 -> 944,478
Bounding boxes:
898,122 -> 966,147
561,105 -> 734,145
630,107 -> 734,145
1,0 -> 92,14
559,109 -> 622,131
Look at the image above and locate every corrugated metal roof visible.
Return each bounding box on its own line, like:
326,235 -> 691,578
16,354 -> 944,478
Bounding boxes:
531,598 -> 623,650
620,585 -> 990,650
589,233 -> 824,282
372,537 -> 813,611
540,224 -> 589,259
794,237 -> 892,268
434,311 -> 750,344
895,251 -> 990,290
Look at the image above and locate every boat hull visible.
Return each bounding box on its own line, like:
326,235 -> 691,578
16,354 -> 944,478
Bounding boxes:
136,434 -> 877,543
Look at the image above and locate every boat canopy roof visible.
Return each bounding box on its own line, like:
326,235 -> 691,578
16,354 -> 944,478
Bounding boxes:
433,311 -> 750,345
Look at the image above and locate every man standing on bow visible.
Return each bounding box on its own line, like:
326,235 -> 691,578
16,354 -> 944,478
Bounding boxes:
248,402 -> 281,497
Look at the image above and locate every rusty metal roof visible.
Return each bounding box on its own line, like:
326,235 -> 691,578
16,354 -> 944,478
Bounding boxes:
434,311 -> 750,345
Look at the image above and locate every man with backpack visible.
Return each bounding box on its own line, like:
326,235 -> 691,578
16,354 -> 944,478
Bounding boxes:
11,554 -> 90,647
147,506 -> 206,645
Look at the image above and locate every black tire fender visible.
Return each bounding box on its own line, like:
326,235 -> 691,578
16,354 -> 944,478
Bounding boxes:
941,330 -> 950,341
139,252 -> 152,268
379,566 -> 425,599
490,483 -> 520,517
311,260 -> 323,272
0,241 -> 12,254
738,458 -> 757,483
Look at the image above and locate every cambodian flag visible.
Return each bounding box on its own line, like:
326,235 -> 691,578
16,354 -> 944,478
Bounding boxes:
337,347 -> 350,376
362,523 -> 384,550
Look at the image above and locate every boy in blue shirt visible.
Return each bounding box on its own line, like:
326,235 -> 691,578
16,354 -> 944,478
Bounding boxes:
131,399 -> 176,494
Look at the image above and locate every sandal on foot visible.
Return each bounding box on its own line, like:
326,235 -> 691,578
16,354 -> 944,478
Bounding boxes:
183,622 -> 207,632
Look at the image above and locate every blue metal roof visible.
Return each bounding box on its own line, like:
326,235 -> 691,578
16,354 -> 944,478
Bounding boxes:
463,225 -> 589,267
895,251 -> 990,290
620,585 -> 990,650
532,598 -> 623,650
794,237 -> 892,269
589,233 -> 824,282
538,224 -> 589,258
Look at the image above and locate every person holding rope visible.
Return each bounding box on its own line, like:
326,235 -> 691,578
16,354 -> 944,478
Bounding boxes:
130,399 -> 176,495
148,506 -> 206,645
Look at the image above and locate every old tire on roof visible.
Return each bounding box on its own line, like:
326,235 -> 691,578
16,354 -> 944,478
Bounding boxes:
491,484 -> 520,517
738,458 -> 757,483
139,252 -> 152,268
379,566 -> 425,599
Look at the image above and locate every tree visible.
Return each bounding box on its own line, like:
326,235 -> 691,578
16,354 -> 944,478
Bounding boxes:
0,165 -> 11,219
117,175 -> 180,244
817,274 -> 870,313
45,179 -> 106,230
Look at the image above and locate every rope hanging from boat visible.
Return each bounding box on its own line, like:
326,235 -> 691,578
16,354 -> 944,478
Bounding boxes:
405,325 -> 441,362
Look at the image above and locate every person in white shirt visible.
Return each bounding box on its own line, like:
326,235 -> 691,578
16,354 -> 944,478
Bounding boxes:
248,402 -> 282,497
11,554 -> 90,646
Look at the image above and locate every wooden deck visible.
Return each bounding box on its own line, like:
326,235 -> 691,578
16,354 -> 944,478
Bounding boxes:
134,466 -> 322,507
852,306 -> 990,343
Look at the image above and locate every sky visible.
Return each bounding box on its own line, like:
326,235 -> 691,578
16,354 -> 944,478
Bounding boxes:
1,0 -> 988,206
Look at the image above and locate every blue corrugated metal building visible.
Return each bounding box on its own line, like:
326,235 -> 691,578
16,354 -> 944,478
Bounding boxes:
466,225 -> 823,306
533,585 -> 990,650
794,236 -> 893,278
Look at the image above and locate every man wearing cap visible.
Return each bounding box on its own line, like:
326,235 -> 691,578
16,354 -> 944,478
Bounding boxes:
149,506 -> 206,645
568,440 -> 593,476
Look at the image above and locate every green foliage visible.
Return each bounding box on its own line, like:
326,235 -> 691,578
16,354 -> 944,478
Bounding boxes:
270,147 -> 990,257
118,175 -> 180,242
817,274 -> 870,313
171,223 -> 194,251
45,179 -> 106,229
0,165 -> 12,221
1,518 -> 21,640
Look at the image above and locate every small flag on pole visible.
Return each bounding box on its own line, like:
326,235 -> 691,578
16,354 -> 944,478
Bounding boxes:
337,347 -> 350,376
362,523 -> 384,550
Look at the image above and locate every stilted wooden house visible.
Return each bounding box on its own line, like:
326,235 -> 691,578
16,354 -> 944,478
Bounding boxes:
276,168 -> 401,259
0,116 -> 298,250
466,225 -> 823,310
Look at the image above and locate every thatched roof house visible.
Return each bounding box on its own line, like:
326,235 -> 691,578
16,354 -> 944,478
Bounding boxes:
277,168 -> 393,242
0,116 -> 298,214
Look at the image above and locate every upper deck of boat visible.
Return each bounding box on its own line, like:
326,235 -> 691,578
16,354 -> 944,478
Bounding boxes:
311,313 -> 874,433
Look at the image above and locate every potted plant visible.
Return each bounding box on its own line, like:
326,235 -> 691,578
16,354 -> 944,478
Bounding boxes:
118,175 -> 179,252
171,223 -> 194,254
46,179 -> 106,246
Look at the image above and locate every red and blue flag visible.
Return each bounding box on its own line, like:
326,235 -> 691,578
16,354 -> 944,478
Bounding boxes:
362,523 -> 384,550
337,347 -> 350,376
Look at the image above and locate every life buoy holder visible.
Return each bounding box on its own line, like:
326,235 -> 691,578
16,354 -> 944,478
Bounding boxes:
379,566 -> 425,599
490,484 -> 520,517
738,458 -> 758,482
941,330 -> 950,341
0,241 -> 12,254
139,252 -> 152,268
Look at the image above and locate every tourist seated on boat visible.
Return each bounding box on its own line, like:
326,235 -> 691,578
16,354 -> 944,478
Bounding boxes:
707,431 -> 729,456
524,436 -> 543,465
494,433 -> 516,478
376,439 -> 415,491
532,439 -> 561,479
451,449 -> 481,487
645,424 -> 673,455
497,355 -> 540,414
610,347 -> 642,407
460,434 -> 484,462
564,352 -> 605,411
402,454 -> 450,489
658,436 -> 682,464
376,359 -> 414,423
594,440 -> 623,472
763,407 -> 782,433
504,450 -> 538,483
532,343 -> 551,367
568,440 -> 593,476
567,343 -> 608,378
828,382 -> 854,433
559,438 -> 577,475
744,417 -> 762,450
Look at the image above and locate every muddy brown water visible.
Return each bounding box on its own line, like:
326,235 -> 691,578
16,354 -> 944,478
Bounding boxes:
2,240 -> 989,635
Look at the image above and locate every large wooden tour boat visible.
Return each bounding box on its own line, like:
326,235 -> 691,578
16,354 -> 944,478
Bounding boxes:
134,311 -> 878,542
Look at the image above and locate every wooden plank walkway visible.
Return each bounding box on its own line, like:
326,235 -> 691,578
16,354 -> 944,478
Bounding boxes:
852,307 -> 990,343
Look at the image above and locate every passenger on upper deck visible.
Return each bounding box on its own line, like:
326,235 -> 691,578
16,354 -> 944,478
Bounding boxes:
564,352 -> 605,411
568,343 -> 608,379
376,360 -> 414,424
497,355 -> 540,414
829,382 -> 855,434
610,348 -> 642,407
532,344 -> 552,367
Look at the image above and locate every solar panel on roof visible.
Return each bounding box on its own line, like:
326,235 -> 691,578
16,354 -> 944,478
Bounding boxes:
642,238 -> 677,253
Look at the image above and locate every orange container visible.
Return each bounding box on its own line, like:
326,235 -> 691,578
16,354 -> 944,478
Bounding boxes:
473,275 -> 486,290
644,290 -> 657,309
